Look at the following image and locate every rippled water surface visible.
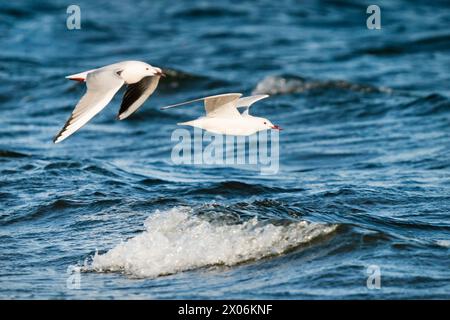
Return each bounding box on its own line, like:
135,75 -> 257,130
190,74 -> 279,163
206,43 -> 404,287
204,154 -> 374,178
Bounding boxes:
1,0 -> 450,299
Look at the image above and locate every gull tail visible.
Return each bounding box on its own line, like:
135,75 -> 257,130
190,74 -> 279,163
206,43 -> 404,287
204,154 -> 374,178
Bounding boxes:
65,68 -> 97,82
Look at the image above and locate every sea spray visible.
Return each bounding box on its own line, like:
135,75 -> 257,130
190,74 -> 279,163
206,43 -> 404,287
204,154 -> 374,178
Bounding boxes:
90,207 -> 337,278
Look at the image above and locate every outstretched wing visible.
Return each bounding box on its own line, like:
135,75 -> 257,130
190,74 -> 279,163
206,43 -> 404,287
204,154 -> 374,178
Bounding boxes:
54,69 -> 124,143
117,76 -> 161,120
160,93 -> 242,118
204,93 -> 242,117
236,95 -> 269,115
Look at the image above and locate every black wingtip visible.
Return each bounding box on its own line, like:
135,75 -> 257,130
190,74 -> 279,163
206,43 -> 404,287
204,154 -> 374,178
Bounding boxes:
53,122 -> 69,144
52,130 -> 61,143
53,131 -> 64,143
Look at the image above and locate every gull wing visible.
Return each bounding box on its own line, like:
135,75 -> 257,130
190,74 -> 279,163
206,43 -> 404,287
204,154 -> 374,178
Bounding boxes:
160,93 -> 242,118
117,75 -> 161,120
236,95 -> 269,115
54,69 -> 124,143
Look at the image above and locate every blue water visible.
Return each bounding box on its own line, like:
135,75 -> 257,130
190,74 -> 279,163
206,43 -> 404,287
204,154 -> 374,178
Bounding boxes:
1,0 -> 450,299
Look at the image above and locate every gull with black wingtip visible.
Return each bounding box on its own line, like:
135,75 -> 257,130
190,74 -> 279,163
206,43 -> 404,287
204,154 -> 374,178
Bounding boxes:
54,60 -> 165,143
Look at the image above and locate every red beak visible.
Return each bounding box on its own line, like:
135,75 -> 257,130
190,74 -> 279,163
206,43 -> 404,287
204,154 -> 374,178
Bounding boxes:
271,125 -> 282,130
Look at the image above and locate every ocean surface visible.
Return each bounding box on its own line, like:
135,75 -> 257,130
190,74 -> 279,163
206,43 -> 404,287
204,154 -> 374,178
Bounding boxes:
1,0 -> 450,299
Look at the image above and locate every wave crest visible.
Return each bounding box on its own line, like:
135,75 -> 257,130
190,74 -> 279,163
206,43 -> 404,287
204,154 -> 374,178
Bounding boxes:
90,207 -> 337,278
253,75 -> 393,95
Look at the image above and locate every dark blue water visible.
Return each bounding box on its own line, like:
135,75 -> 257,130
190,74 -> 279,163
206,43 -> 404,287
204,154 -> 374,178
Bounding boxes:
1,0 -> 450,299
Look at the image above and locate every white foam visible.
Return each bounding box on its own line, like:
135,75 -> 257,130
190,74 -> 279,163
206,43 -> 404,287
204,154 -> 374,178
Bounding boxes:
90,207 -> 337,278
436,240 -> 450,248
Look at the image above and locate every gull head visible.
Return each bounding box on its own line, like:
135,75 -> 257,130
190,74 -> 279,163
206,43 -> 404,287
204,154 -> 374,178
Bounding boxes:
120,61 -> 165,84
252,116 -> 282,132
140,64 -> 165,78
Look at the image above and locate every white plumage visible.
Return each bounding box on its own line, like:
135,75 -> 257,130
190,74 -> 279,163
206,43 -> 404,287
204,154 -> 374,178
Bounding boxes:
161,93 -> 281,135
54,60 -> 164,143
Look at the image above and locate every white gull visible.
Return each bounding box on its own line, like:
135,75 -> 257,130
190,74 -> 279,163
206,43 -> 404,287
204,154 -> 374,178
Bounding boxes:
54,60 -> 165,143
161,93 -> 281,135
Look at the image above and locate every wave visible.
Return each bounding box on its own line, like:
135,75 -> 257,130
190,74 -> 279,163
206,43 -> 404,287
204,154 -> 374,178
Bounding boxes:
171,7 -> 248,19
399,93 -> 450,116
436,240 -> 450,248
0,150 -> 29,158
186,181 -> 286,196
253,75 -> 393,95
0,199 -> 84,226
159,67 -> 231,93
352,34 -> 450,57
89,207 -> 337,278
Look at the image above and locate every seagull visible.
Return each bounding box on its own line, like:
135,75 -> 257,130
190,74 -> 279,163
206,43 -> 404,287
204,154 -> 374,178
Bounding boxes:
53,60 -> 165,143
160,93 -> 281,135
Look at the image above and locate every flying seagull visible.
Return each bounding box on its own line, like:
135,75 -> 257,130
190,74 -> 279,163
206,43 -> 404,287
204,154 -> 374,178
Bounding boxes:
160,93 -> 281,135
54,60 -> 165,143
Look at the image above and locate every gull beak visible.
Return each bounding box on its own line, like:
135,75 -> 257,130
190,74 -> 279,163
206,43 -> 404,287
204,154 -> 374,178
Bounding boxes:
271,125 -> 282,131
156,71 -> 166,78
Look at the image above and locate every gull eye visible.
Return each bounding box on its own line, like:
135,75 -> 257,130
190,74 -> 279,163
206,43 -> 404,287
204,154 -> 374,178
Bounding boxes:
146,67 -> 149,70
264,122 -> 267,124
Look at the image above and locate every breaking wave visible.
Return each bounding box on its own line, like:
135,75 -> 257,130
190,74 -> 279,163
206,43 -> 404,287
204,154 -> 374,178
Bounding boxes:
89,207 -> 338,278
